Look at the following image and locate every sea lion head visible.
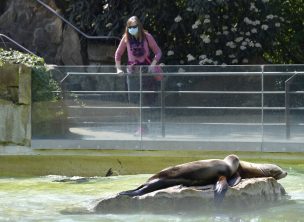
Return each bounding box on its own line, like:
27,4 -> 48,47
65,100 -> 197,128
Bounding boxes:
259,164 -> 287,180
224,154 -> 240,175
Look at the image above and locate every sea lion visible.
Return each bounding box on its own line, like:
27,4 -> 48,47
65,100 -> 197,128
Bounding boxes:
119,154 -> 240,197
237,161 -> 287,180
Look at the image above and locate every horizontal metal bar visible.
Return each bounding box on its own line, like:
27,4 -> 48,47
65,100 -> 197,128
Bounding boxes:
56,90 -> 304,94
65,105 -> 304,110
36,0 -> 120,41
64,71 -> 304,76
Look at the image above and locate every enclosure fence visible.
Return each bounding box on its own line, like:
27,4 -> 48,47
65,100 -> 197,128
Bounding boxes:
32,65 -> 304,152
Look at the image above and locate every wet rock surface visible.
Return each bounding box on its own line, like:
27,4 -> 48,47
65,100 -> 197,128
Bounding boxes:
92,177 -> 287,214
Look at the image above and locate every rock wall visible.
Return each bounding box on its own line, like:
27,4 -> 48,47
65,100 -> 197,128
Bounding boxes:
0,0 -> 116,65
0,63 -> 31,146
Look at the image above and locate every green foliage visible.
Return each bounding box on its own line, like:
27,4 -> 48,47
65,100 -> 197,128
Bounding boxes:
60,0 -> 303,65
0,48 -> 60,102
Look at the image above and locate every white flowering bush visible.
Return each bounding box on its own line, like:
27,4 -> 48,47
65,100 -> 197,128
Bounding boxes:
63,0 -> 303,64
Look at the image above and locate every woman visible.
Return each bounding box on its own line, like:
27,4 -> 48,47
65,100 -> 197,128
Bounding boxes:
115,16 -> 162,104
115,16 -> 162,135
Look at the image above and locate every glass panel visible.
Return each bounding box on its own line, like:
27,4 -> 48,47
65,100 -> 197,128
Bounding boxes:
141,65 -> 263,150
262,65 -> 304,151
32,65 -> 142,149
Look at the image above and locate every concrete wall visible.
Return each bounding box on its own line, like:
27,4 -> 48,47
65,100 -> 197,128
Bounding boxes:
0,62 -> 31,146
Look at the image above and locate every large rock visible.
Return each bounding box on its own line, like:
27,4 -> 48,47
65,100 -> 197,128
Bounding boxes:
57,26 -> 83,65
0,0 -> 63,64
92,178 -> 287,214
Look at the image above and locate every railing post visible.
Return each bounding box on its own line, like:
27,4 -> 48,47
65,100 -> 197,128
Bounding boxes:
285,71 -> 297,139
261,65 -> 264,152
161,77 -> 166,137
139,66 -> 143,147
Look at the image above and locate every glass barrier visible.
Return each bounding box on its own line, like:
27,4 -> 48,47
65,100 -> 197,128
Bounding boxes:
262,65 -> 304,151
31,65 -> 304,151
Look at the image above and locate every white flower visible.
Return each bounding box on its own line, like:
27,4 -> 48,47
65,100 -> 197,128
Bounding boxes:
105,23 -> 112,28
242,41 -> 248,46
245,32 -> 251,36
192,24 -> 199,29
252,20 -> 261,26
176,82 -> 183,87
235,37 -> 244,42
205,15 -> 210,19
255,43 -> 262,48
223,31 -> 229,35
250,3 -> 257,11
192,20 -> 201,29
187,54 -> 195,62
232,59 -> 238,64
226,41 -> 236,48
249,41 -> 255,47
231,27 -> 237,32
199,54 -> 207,60
215,50 -> 223,56
251,28 -> 257,33
228,54 -> 236,58
200,34 -> 211,43
167,50 -> 174,56
261,24 -> 269,30
178,68 -> 185,73
242,58 -> 249,63
266,14 -> 274,19
244,17 -> 252,25
186,7 -> 193,11
240,45 -> 247,50
275,23 -> 281,27
103,4 -> 109,10
199,60 -> 205,65
203,19 -> 211,24
280,17 -> 285,22
174,15 -> 182,23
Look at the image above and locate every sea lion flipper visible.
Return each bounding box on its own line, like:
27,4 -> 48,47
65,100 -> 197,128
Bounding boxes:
214,176 -> 229,205
227,172 -> 241,187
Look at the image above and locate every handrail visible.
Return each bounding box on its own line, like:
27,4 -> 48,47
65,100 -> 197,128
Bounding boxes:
285,71 -> 299,139
0,34 -> 37,56
35,0 -> 121,41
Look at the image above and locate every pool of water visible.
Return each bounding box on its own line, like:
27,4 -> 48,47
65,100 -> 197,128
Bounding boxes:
0,169 -> 303,222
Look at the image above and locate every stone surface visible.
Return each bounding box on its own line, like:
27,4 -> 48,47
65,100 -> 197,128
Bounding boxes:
0,104 -> 31,146
0,0 -> 116,65
92,177 -> 287,214
58,26 -> 83,65
0,0 -> 63,64
0,63 -> 31,146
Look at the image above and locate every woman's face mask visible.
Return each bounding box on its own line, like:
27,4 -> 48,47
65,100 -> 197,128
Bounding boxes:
128,25 -> 138,36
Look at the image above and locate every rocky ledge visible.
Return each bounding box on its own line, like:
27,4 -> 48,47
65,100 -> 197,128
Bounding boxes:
91,177 -> 287,214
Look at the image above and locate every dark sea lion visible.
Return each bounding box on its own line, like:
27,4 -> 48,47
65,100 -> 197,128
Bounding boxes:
119,154 -> 240,197
237,161 -> 287,180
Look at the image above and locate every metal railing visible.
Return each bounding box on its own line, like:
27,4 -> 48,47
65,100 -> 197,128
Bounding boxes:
36,0 -> 121,41
0,34 -> 37,56
31,65 -> 304,151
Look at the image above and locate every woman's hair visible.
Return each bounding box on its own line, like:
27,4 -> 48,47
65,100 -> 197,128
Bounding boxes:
124,16 -> 146,42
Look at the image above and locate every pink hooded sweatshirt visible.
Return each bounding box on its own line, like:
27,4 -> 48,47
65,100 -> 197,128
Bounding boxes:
115,32 -> 162,64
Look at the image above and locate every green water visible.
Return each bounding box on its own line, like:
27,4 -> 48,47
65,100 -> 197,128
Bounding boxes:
0,170 -> 303,222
